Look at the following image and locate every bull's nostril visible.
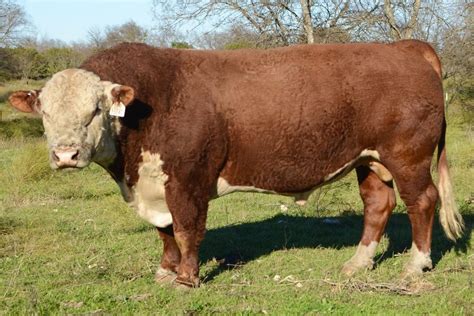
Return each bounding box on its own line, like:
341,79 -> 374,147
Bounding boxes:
53,148 -> 80,167
52,151 -> 60,162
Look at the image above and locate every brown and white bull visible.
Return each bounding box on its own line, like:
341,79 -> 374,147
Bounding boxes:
9,40 -> 464,287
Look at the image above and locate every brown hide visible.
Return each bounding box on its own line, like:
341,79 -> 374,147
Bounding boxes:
80,40 -> 444,194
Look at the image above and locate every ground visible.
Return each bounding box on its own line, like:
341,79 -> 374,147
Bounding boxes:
0,81 -> 473,314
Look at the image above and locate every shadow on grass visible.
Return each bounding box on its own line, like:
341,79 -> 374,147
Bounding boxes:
199,213 -> 473,282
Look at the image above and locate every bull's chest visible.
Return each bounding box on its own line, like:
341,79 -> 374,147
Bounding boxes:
125,152 -> 172,227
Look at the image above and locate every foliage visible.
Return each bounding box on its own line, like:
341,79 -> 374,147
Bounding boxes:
0,46 -> 84,82
223,40 -> 255,50
0,47 -> 16,81
88,21 -> 149,51
42,47 -> 84,75
171,41 -> 193,49
0,117 -> 44,138
9,47 -> 48,80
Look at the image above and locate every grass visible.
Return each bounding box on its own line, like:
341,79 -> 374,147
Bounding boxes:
0,92 -> 473,314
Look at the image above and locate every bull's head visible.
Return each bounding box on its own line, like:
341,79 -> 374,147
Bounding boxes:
9,69 -> 134,170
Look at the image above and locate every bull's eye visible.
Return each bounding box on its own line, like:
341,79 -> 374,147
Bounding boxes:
85,108 -> 101,127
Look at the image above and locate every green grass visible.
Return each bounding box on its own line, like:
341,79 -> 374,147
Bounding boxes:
0,100 -> 473,314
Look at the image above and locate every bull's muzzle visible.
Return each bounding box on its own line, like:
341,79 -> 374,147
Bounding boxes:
52,147 -> 79,168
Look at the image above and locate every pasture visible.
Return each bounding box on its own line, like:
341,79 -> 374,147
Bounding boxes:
0,81 -> 473,314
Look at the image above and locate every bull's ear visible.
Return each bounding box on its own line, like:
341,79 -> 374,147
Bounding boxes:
8,90 -> 41,113
111,85 -> 135,106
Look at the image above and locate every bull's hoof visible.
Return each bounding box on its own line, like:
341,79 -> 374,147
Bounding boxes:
295,200 -> 307,206
175,275 -> 200,288
401,261 -> 432,280
341,259 -> 373,277
155,267 -> 177,284
401,245 -> 432,279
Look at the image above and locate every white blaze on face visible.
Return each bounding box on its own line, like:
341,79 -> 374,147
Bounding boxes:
131,151 -> 172,227
38,69 -> 121,168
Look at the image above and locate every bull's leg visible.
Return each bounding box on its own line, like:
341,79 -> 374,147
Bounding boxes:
294,191 -> 312,206
342,165 -> 396,276
166,179 -> 209,288
394,169 -> 437,277
402,187 -> 437,276
155,225 -> 181,284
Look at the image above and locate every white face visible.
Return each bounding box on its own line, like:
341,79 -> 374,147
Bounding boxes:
38,69 -> 123,170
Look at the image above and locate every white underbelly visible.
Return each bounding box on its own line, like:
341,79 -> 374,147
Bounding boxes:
215,149 -> 391,201
125,149 -> 391,227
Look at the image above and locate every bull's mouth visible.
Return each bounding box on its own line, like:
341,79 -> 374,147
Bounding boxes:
56,166 -> 83,172
50,159 -> 91,171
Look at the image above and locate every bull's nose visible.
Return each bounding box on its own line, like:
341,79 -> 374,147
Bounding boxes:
53,148 -> 79,167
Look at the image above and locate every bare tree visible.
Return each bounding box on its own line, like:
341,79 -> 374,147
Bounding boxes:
105,21 -> 148,44
437,1 -> 473,113
196,23 -> 261,49
87,27 -> 106,51
300,0 -> 314,43
153,0 -> 358,46
0,0 -> 28,47
87,21 -> 149,51
383,0 -> 421,40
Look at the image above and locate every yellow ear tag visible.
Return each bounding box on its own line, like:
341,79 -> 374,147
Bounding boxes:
109,102 -> 126,117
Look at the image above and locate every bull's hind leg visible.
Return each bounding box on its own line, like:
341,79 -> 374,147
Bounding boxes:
387,163 -> 437,276
155,225 -> 181,284
342,165 -> 396,276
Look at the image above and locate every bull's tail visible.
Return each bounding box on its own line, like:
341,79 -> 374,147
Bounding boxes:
437,119 -> 464,241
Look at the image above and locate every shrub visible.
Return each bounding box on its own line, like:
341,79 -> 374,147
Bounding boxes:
0,117 -> 44,138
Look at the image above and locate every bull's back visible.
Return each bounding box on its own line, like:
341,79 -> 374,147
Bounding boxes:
208,41 -> 444,191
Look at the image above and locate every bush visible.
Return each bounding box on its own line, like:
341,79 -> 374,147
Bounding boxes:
0,117 -> 44,138
8,140 -> 51,182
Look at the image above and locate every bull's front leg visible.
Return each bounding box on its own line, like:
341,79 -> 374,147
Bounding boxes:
155,225 -> 181,284
165,178 -> 209,288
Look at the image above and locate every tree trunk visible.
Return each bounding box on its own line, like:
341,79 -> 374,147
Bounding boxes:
384,0 -> 421,40
300,0 -> 314,44
402,0 -> 421,39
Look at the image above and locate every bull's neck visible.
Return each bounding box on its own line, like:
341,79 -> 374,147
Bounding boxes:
93,115 -> 131,200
